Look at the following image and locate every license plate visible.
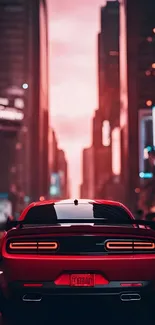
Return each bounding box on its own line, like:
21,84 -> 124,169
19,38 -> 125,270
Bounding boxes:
70,274 -> 95,287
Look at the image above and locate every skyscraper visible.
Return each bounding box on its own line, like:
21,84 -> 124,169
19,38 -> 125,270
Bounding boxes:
98,1 -> 120,123
58,149 -> 69,199
81,2 -> 120,199
49,130 -> 69,200
0,0 -> 49,214
80,147 -> 94,198
119,0 -> 155,212
93,1 -> 120,199
0,0 -> 26,201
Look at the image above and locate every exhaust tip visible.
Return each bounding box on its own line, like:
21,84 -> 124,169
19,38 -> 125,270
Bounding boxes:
22,294 -> 42,302
120,293 -> 141,302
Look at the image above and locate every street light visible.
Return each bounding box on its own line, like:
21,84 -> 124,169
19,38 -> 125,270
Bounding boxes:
22,83 -> 28,90
146,100 -> 152,107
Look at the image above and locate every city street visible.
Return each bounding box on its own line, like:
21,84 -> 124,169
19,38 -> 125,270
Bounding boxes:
0,0 -> 155,324
0,299 -> 154,325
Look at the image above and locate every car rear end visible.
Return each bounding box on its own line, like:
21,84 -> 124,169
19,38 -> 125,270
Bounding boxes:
1,201 -> 155,320
1,227 -> 155,302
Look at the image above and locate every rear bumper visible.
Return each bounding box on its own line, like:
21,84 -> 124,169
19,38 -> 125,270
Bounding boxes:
5,280 -> 155,301
0,279 -> 155,321
2,254 -> 155,302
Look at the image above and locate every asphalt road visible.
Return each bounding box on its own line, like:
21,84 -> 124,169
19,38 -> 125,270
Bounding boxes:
0,300 -> 154,325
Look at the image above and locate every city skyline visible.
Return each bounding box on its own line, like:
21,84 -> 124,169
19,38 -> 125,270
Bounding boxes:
48,0 -> 106,197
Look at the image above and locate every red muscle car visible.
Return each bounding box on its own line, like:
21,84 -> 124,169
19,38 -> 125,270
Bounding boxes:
0,198 -> 155,322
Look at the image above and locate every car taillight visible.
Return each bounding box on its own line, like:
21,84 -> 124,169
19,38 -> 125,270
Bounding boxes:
9,242 -> 37,250
38,242 -> 58,250
106,241 -> 133,250
8,241 -> 58,251
134,242 -> 155,250
105,240 -> 155,251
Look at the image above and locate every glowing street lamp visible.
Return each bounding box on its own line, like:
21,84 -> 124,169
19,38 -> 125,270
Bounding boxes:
146,100 -> 152,107
22,83 -> 28,90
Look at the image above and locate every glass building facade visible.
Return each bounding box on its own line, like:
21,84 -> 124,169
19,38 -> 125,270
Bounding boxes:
0,0 -> 49,214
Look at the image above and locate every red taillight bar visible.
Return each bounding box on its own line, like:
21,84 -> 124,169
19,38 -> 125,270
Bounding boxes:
9,241 -> 58,250
105,240 -> 155,250
9,242 -> 37,250
106,241 -> 133,250
134,242 -> 155,249
23,283 -> 43,287
38,242 -> 58,250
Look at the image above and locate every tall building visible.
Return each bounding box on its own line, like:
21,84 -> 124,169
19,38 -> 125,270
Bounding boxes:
80,147 -> 94,198
81,2 -> 120,199
49,130 -> 69,200
0,0 -> 49,214
92,1 -> 120,152
58,149 -> 69,199
98,1 -> 120,123
92,109 -> 102,149
82,2 -> 119,199
119,0 -> 155,212
52,130 -> 58,173
48,126 -> 53,190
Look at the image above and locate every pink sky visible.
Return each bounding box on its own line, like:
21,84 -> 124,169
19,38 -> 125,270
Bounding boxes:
48,0 -> 106,197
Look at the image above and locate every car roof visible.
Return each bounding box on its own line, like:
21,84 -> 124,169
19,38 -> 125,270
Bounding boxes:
19,198 -> 134,221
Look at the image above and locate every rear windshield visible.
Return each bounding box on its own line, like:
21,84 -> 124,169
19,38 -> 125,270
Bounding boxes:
23,203 -> 132,225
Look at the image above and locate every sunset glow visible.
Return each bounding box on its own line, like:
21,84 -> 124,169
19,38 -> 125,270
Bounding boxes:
48,0 -> 106,197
